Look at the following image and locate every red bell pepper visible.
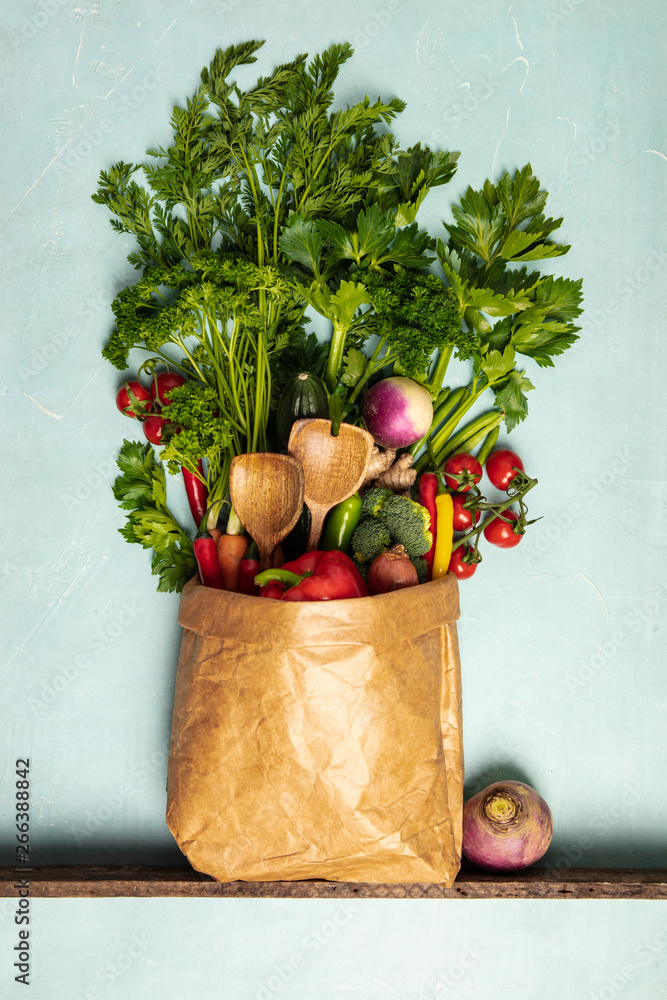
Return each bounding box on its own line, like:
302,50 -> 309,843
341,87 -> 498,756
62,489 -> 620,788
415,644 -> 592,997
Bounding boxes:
259,581 -> 287,600
255,550 -> 368,601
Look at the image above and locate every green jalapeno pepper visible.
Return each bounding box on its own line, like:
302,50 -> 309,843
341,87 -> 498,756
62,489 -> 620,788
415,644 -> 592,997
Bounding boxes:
320,492 -> 363,553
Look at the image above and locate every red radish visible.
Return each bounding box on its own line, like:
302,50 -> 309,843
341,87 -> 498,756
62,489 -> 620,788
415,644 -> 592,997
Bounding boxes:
462,780 -> 553,872
360,376 -> 433,449
116,380 -> 153,419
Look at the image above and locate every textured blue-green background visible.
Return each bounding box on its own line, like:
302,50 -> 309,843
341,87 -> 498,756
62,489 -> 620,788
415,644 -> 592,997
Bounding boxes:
1,0 -> 665,996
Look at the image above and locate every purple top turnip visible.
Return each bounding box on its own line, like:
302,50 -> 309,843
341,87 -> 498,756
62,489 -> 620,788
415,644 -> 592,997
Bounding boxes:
360,376 -> 433,449
462,780 -> 553,872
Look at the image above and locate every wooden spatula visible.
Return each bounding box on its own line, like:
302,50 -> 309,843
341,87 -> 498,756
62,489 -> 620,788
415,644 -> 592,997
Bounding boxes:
229,453 -> 305,571
287,418 -> 374,550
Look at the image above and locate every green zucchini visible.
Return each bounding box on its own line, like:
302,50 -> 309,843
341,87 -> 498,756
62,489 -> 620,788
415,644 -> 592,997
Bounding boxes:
276,372 -> 329,447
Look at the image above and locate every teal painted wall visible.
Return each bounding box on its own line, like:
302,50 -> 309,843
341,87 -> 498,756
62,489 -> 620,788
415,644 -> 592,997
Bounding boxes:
1,0 -> 665,995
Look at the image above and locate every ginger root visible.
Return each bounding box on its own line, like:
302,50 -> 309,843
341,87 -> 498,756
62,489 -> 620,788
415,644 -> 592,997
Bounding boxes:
360,446 -> 396,491
373,452 -> 417,493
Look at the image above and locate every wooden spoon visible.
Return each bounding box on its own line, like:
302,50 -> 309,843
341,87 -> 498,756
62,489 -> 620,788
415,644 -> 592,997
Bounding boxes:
229,453 -> 305,571
288,418 -> 374,550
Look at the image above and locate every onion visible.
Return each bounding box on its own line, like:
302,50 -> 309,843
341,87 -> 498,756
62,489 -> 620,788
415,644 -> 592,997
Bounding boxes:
366,544 -> 419,595
462,780 -> 553,872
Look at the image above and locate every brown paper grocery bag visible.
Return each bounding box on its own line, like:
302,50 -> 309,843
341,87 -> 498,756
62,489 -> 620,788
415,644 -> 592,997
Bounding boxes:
166,573 -> 464,885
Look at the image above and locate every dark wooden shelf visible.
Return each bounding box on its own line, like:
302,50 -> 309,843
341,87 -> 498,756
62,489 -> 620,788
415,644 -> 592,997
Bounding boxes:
2,866 -> 665,899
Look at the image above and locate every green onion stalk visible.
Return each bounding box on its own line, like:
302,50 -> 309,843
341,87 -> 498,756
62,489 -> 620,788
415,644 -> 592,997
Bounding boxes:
413,364 -> 506,475
165,298 -> 280,521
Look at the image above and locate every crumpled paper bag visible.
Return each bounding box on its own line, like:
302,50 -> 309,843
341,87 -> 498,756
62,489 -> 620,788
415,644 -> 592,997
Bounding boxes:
166,573 -> 463,885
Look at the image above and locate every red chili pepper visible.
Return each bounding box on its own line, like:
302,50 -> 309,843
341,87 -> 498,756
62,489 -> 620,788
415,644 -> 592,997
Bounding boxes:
238,540 -> 260,597
193,522 -> 226,590
417,472 -> 438,581
182,461 -> 208,528
255,550 -> 368,601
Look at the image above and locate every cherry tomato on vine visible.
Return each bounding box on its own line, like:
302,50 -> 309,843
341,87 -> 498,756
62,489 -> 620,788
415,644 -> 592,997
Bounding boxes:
115,380 -> 153,419
483,509 -> 523,548
151,372 -> 187,407
485,449 -> 524,491
448,543 -> 478,579
143,414 -> 171,446
442,453 -> 483,493
451,492 -> 480,533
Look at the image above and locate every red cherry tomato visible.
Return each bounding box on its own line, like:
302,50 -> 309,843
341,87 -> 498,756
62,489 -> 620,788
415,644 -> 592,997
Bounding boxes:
448,543 -> 478,579
451,492 -> 480,532
483,509 -> 523,548
115,380 -> 153,419
143,415 -> 171,445
151,372 -> 187,407
485,449 -> 524,491
443,453 -> 483,493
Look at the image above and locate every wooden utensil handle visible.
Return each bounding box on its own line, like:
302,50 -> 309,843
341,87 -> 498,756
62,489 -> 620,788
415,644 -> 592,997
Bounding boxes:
306,506 -> 326,551
256,541 -> 275,572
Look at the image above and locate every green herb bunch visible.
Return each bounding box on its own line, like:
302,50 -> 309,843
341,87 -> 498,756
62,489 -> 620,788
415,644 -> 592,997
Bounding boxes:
95,39 -> 583,593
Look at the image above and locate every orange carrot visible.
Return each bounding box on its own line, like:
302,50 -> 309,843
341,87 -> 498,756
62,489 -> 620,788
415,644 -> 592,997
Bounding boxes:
217,533 -> 249,592
209,528 -> 222,546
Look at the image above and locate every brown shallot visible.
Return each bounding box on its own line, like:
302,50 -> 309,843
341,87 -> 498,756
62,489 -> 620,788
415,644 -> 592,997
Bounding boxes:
366,544 -> 418,595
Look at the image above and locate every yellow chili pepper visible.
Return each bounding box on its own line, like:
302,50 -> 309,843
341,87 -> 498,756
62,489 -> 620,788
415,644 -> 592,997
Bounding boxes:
431,493 -> 454,580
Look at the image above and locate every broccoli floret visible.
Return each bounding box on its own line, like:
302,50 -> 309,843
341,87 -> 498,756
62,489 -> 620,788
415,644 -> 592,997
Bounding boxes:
380,493 -> 432,560
360,486 -> 392,520
352,492 -> 433,582
413,556 -> 428,584
351,518 -> 392,570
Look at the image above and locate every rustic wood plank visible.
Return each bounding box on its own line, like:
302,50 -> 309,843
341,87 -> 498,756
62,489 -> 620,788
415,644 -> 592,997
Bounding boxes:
1,866 -> 666,899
